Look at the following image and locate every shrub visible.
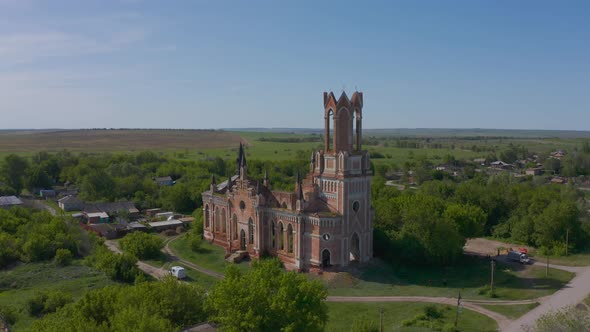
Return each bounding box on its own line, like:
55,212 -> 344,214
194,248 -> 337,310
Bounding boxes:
27,292 -> 47,316
189,234 -> 202,251
119,232 -> 164,259
0,304 -> 17,325
54,248 -> 73,266
26,291 -> 73,316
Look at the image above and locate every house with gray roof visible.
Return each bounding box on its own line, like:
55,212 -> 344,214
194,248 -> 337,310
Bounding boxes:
0,196 -> 23,209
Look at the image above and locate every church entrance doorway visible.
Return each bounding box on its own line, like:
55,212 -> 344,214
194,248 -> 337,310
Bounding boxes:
240,229 -> 246,250
321,249 -> 331,267
350,233 -> 360,262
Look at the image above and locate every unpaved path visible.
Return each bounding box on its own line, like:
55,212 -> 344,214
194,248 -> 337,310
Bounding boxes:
104,239 -> 167,279
162,236 -> 224,279
504,265 -> 590,331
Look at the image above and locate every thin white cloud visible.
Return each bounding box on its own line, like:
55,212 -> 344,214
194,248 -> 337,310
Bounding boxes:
0,28 -> 146,65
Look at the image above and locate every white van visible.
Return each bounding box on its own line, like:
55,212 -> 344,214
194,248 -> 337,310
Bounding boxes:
169,266 -> 186,279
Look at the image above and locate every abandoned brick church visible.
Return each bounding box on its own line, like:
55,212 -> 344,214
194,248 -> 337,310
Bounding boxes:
202,91 -> 373,269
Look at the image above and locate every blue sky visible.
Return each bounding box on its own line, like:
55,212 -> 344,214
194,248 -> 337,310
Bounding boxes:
0,0 -> 588,130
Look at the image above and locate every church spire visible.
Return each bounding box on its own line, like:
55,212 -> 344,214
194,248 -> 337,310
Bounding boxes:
263,168 -> 270,188
237,142 -> 247,179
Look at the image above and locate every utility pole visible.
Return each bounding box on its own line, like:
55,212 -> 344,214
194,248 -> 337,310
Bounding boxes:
454,291 -> 462,328
490,259 -> 496,294
566,229 -> 569,257
379,306 -> 383,332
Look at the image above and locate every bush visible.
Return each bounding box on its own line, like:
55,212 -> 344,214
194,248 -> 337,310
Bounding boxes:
54,248 -> 73,266
351,316 -> 378,332
27,292 -> 47,316
0,304 -> 17,325
87,246 -> 142,283
119,232 -> 164,259
26,291 -> 73,316
189,234 -> 202,251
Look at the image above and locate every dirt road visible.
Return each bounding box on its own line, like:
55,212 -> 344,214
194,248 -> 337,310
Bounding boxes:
504,266 -> 590,331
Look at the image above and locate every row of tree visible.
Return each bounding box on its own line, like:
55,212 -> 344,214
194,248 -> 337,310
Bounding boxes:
31,259 -> 328,332
372,173 -> 589,265
0,150 -> 309,214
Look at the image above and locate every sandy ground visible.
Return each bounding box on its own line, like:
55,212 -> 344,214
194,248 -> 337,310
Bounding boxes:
464,238 -> 534,257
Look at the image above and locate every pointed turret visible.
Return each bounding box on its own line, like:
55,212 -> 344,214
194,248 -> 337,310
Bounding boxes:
237,143 -> 247,179
295,170 -> 305,211
210,174 -> 216,192
263,169 -> 270,188
227,173 -> 232,192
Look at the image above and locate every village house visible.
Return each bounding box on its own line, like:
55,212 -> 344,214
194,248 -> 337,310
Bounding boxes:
154,176 -> 174,186
84,201 -> 139,218
525,167 -> 544,176
39,189 -> 56,199
202,91 -> 373,270
490,160 -> 514,170
58,195 -> 84,211
0,195 -> 23,209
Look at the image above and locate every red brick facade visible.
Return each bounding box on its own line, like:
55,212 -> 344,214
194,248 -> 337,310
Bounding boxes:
202,91 -> 373,270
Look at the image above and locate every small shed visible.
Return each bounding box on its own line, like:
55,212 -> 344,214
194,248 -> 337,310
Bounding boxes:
86,212 -> 110,224
39,189 -> 56,199
149,219 -> 184,232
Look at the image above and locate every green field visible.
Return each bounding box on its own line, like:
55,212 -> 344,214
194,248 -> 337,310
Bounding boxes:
1,129 -> 588,168
168,235 -> 251,274
325,302 -> 497,332
322,257 -> 574,300
0,261 -> 115,331
480,303 -> 539,320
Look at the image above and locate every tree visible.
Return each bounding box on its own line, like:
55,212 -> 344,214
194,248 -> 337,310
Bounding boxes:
206,259 -> 328,332
32,277 -> 207,331
119,232 -> 164,260
1,154 -> 29,194
25,165 -> 52,192
443,203 -> 486,238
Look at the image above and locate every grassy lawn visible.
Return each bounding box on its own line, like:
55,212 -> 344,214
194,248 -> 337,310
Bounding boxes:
480,303 -> 539,319
0,260 -> 115,331
325,302 -> 497,332
541,250 -> 590,267
321,257 -> 574,300
168,234 -> 251,274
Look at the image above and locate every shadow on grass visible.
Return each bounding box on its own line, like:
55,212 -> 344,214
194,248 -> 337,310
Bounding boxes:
333,255 -> 572,297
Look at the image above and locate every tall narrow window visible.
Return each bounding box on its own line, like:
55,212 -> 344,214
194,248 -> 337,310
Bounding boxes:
271,220 -> 276,249
205,205 -> 210,228
279,222 -> 284,250
232,214 -> 238,240
221,208 -> 227,233
248,218 -> 254,244
287,224 -> 294,253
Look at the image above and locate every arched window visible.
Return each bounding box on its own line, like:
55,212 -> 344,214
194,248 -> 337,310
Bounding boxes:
271,220 -> 276,249
205,205 -> 210,228
287,224 -> 294,253
248,218 -> 254,245
279,222 -> 284,250
325,109 -> 334,151
281,202 -> 287,209
232,214 -> 238,240
221,208 -> 227,233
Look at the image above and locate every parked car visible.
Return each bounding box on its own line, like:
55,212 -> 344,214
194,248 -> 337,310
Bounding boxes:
169,266 -> 186,279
